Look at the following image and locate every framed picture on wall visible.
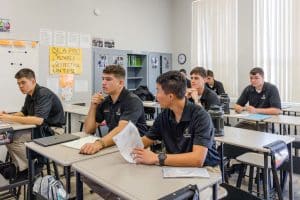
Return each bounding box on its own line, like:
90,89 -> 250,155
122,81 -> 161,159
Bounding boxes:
0,18 -> 10,32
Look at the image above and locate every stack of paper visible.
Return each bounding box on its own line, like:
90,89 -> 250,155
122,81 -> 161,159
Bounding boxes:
162,167 -> 210,178
62,135 -> 99,150
112,121 -> 144,163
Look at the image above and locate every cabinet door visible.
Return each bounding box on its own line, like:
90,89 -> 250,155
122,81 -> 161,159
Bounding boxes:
161,53 -> 172,74
147,53 -> 161,95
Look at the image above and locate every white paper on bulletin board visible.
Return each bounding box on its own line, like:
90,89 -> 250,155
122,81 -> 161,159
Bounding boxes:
74,80 -> 88,92
47,78 -> 59,94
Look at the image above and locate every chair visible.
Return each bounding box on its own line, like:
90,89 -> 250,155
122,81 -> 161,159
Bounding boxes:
79,119 -> 103,137
235,140 -> 290,200
220,183 -> 262,200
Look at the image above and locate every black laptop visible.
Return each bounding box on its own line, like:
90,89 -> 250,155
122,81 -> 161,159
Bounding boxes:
33,134 -> 80,147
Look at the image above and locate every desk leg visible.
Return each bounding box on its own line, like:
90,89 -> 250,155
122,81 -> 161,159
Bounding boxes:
76,171 -> 83,200
64,166 -> 71,194
288,143 -> 294,200
263,153 -> 269,200
220,143 -> 224,183
68,112 -> 71,133
212,184 -> 218,200
27,148 -> 34,199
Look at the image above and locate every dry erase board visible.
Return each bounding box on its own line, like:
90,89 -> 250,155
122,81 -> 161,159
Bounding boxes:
0,43 -> 39,112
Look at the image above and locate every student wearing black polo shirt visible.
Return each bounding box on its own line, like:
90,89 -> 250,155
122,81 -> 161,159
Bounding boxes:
234,67 -> 281,131
0,68 -> 65,176
186,67 -> 220,110
206,70 -> 225,95
80,65 -> 147,155
235,67 -> 281,115
132,70 -> 219,167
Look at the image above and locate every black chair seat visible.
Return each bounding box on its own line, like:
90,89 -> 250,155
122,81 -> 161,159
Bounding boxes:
220,183 -> 262,200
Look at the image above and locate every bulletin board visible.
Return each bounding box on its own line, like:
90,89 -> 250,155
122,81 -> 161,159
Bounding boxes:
0,40 -> 39,112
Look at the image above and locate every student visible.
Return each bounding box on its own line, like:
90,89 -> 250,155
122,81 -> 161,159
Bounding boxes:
234,67 -> 281,130
206,70 -> 225,95
186,67 -> 220,110
132,70 -> 220,167
179,68 -> 191,88
234,67 -> 281,115
80,65 -> 148,155
0,68 -> 65,177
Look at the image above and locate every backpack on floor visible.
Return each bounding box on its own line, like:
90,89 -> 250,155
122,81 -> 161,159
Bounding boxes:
33,175 -> 68,200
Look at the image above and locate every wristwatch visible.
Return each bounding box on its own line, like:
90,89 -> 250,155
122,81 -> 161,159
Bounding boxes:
158,152 -> 167,166
96,138 -> 106,149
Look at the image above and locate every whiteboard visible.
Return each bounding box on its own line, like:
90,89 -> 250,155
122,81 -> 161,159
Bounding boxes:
0,43 -> 39,112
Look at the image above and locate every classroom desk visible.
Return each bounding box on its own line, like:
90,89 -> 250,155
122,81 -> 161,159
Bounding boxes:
63,104 -> 89,133
264,114 -> 300,134
25,132 -> 118,199
74,152 -> 221,200
223,109 -> 271,129
215,126 -> 295,200
282,106 -> 300,116
0,122 -> 36,131
142,101 -> 160,108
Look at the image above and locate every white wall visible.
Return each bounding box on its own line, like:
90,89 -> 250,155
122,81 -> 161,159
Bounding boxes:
171,0 -> 194,71
0,0 -> 173,52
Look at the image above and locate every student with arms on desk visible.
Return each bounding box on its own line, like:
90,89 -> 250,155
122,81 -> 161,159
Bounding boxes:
234,67 -> 281,130
186,67 -> 220,111
80,65 -> 148,155
0,68 -> 65,179
132,70 -> 220,167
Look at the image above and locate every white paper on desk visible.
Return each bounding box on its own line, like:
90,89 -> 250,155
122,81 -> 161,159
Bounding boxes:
62,135 -> 99,150
0,122 -> 10,128
162,167 -> 210,178
112,121 -> 144,163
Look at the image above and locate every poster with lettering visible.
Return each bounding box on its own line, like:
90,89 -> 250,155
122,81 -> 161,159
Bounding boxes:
59,74 -> 74,101
49,46 -> 82,74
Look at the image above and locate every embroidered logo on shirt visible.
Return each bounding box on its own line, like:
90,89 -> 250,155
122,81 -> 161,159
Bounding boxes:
116,107 -> 121,116
183,127 -> 191,138
261,94 -> 266,100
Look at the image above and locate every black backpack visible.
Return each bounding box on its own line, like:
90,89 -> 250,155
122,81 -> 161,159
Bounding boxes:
133,85 -> 156,119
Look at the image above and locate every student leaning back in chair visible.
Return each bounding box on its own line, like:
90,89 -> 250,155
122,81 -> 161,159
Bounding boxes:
132,70 -> 220,167
80,64 -> 148,155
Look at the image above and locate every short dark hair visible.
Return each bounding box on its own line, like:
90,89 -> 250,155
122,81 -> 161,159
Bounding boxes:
15,68 -> 36,79
156,70 -> 186,99
179,68 -> 187,74
250,67 -> 264,78
103,65 -> 126,79
190,66 -> 207,78
207,69 -> 214,77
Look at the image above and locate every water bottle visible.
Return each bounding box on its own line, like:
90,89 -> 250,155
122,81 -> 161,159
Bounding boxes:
208,105 -> 224,137
220,93 -> 230,114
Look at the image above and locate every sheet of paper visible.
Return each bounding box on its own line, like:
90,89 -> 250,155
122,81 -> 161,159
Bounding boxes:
0,121 -> 10,128
62,135 -> 99,150
80,34 -> 91,48
40,29 -> 52,45
112,121 -> 144,163
162,167 -> 210,178
67,32 -> 80,47
47,78 -> 59,95
53,30 -> 66,46
74,80 -> 89,92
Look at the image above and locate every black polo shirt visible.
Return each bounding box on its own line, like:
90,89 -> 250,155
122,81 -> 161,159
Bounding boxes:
96,88 -> 148,136
145,100 -> 220,167
206,80 -> 225,95
236,82 -> 281,109
190,87 -> 220,111
21,84 -> 65,138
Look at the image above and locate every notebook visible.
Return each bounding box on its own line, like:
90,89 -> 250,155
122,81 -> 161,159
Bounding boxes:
62,135 -> 100,150
33,134 -> 80,147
